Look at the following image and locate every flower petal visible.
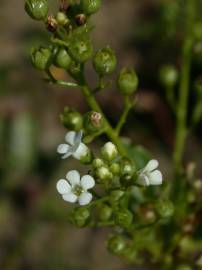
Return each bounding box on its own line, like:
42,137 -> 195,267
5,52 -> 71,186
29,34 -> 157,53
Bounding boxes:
144,159 -> 159,172
56,179 -> 71,195
57,144 -> 70,154
137,174 -> 150,186
81,175 -> 95,190
62,192 -> 78,203
65,131 -> 76,146
78,192 -> 92,206
73,143 -> 88,160
149,170 -> 163,185
66,170 -> 80,186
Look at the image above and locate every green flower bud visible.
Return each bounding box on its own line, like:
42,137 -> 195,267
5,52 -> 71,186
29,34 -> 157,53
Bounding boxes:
109,190 -> 125,205
31,46 -> 52,70
98,204 -> 112,221
114,209 -> 133,228
92,158 -> 105,169
95,166 -> 113,182
107,235 -> 126,255
155,199 -> 174,218
120,159 -> 135,184
68,62 -> 81,78
69,34 -> 93,63
56,12 -> 69,26
70,207 -> 91,227
54,48 -> 72,69
117,68 -> 138,95
101,142 -> 118,162
75,14 -> 87,26
93,47 -> 117,76
81,0 -> 101,15
110,163 -> 120,175
83,111 -> 104,133
25,0 -> 48,21
60,107 -> 83,131
159,65 -> 178,88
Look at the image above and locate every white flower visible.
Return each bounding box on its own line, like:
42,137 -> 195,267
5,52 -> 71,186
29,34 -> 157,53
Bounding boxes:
137,159 -> 163,186
57,130 -> 89,160
56,170 -> 95,206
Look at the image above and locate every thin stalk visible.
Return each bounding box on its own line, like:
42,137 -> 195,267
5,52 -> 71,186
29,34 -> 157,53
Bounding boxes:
116,95 -> 133,135
173,0 -> 195,172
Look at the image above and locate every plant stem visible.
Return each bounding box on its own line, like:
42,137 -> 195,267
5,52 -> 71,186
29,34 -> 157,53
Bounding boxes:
173,1 -> 195,172
78,74 -> 127,156
116,96 -> 133,135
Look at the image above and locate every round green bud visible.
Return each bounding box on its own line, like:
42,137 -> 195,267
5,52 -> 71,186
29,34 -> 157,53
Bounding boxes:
68,62 -> 81,78
159,65 -> 178,88
95,166 -> 113,182
114,209 -> 133,228
30,46 -> 52,70
56,12 -> 69,26
92,158 -> 105,169
98,204 -> 112,221
69,35 -> 93,63
93,47 -> 117,76
54,48 -> 72,69
118,68 -> 138,95
155,199 -> 174,218
110,163 -> 120,175
101,142 -> 118,162
81,0 -> 101,15
83,111 -> 104,133
25,0 -> 48,21
70,207 -> 91,227
60,107 -> 83,131
107,235 -> 126,255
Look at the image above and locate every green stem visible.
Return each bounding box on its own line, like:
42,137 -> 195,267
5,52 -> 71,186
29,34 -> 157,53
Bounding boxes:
116,96 -> 133,135
173,1 -> 195,172
78,74 -> 127,157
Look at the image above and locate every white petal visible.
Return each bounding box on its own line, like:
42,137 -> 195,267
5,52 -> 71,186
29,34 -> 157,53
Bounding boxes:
56,179 -> 71,195
78,192 -> 92,206
81,175 -> 95,190
62,192 -> 78,203
57,144 -> 70,154
74,130 -> 83,146
65,131 -> 76,146
144,159 -> 159,172
149,170 -> 163,185
73,143 -> 88,160
137,174 -> 150,186
66,170 -> 80,186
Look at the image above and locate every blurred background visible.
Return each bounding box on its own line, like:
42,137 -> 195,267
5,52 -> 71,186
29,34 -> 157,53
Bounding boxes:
0,0 -> 202,269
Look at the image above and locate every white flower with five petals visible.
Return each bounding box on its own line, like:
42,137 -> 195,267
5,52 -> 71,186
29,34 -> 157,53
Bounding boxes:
137,159 -> 163,186
57,131 -> 89,160
56,170 -> 95,206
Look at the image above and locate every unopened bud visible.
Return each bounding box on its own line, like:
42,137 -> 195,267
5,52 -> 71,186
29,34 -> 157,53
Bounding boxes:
95,166 -> 113,182
47,15 -> 58,33
114,209 -> 133,228
92,158 -> 105,169
31,46 -> 52,70
101,142 -> 118,162
70,207 -> 91,227
159,65 -> 178,88
155,199 -> 174,218
118,68 -> 138,95
60,107 -> 83,131
81,0 -> 102,15
107,235 -> 126,255
84,111 -> 104,133
75,14 -> 87,25
25,0 -> 48,21
56,12 -> 69,26
98,204 -> 112,221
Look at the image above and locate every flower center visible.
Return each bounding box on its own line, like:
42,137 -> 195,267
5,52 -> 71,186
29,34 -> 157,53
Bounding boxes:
72,185 -> 83,196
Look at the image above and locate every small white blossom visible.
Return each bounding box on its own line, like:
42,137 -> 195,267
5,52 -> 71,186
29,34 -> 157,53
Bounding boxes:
56,170 -> 95,206
137,159 -> 163,186
57,130 -> 89,160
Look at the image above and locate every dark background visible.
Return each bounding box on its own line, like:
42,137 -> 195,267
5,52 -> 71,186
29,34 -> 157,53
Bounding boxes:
0,0 -> 202,269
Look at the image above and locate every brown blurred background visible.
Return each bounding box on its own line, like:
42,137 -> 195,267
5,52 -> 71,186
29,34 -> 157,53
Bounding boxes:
0,0 -> 202,269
